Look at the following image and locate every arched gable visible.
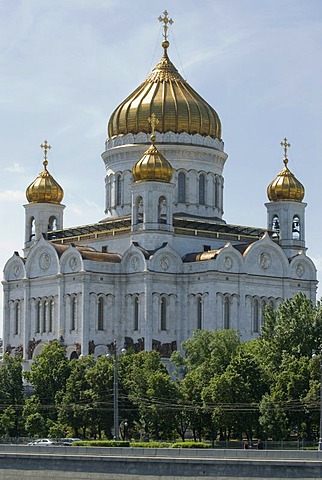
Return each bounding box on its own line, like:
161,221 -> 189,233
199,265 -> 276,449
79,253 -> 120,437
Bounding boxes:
150,244 -> 183,274
289,253 -> 317,281
3,253 -> 25,281
243,232 -> 289,277
25,237 -> 59,279
60,246 -> 83,274
121,244 -> 147,274
216,243 -> 244,274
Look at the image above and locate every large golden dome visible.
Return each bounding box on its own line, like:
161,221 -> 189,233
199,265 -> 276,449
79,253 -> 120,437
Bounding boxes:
108,40 -> 222,140
132,132 -> 173,183
26,141 -> 64,204
267,138 -> 304,202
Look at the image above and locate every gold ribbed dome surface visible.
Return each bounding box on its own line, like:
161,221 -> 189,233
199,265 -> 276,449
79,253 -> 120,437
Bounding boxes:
26,141 -> 64,204
132,134 -> 173,182
267,139 -> 304,202
108,41 -> 221,140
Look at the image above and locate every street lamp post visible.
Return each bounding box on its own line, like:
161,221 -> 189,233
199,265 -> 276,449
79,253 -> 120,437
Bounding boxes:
107,340 -> 126,441
312,351 -> 322,451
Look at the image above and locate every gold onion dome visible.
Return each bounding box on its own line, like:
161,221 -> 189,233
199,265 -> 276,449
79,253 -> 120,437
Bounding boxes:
267,138 -> 304,202
108,11 -> 221,139
132,115 -> 173,183
26,141 -> 64,204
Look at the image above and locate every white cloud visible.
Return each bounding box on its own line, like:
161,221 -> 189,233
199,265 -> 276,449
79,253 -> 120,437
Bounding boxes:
0,190 -> 25,201
4,163 -> 24,173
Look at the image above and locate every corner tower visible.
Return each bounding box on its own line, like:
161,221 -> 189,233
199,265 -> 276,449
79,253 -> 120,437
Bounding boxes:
266,138 -> 306,258
102,11 -> 227,222
24,141 -> 65,251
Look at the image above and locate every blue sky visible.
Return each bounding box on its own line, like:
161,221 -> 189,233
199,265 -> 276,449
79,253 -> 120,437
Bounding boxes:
1,0 -> 322,333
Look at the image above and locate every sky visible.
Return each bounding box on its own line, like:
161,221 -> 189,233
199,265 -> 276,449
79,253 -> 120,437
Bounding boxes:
1,0 -> 322,334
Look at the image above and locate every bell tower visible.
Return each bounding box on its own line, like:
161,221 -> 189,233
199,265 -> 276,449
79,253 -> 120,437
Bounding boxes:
266,138 -> 306,257
24,141 -> 65,251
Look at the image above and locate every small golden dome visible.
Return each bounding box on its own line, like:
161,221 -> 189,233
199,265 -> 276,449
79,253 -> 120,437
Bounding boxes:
267,138 -> 304,202
132,131 -> 173,183
108,41 -> 221,140
26,141 -> 64,204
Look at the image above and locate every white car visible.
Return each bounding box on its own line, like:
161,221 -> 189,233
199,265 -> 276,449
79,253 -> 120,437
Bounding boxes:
28,438 -> 58,446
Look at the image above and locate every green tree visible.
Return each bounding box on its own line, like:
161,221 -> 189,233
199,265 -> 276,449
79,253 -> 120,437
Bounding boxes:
24,340 -> 71,423
0,354 -> 25,436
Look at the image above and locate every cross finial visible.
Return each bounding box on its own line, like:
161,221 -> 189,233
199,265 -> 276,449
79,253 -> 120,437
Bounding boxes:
158,10 -> 173,42
280,137 -> 291,165
148,113 -> 159,142
40,140 -> 51,167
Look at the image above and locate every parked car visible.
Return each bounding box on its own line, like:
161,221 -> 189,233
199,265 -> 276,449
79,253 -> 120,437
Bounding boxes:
27,438 -> 58,446
59,438 -> 81,446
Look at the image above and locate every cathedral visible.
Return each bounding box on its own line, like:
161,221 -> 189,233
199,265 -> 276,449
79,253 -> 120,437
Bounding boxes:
2,12 -> 317,363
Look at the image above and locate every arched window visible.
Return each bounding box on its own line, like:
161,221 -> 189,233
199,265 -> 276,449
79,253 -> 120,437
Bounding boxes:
292,215 -> 300,240
271,215 -> 280,238
199,174 -> 205,205
71,296 -> 77,331
136,196 -> 143,224
30,217 -> 35,241
48,216 -> 57,231
178,172 -> 186,203
116,175 -> 122,206
43,301 -> 47,333
134,296 -> 139,331
158,196 -> 167,224
98,297 -> 104,331
36,301 -> 41,334
253,299 -> 259,333
15,302 -> 20,335
215,176 -> 219,208
49,299 -> 54,332
261,300 -> 267,326
161,297 -> 167,331
224,297 -> 230,329
197,297 -> 202,329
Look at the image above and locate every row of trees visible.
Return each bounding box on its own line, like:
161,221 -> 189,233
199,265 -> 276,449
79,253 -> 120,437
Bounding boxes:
0,293 -> 322,442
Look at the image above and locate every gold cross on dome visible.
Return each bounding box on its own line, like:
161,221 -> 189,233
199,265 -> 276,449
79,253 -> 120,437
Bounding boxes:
280,137 -> 291,161
158,10 -> 173,41
148,113 -> 159,136
40,140 -> 51,161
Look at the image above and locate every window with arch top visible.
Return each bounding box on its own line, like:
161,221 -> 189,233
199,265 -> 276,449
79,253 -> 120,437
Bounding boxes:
292,215 -> 300,240
98,297 -> 104,331
158,196 -> 167,224
224,297 -> 230,329
116,174 -> 122,206
197,297 -> 202,329
199,174 -> 206,205
178,172 -> 186,203
134,296 -> 139,331
160,297 -> 167,331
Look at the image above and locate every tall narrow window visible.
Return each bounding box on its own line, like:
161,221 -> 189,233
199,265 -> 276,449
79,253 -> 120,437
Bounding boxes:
178,172 -> 186,203
71,296 -> 77,331
98,297 -> 104,331
48,216 -> 57,231
271,215 -> 280,237
15,303 -> 20,335
197,297 -> 202,329
224,297 -> 230,329
161,297 -> 167,331
215,176 -> 219,208
49,299 -> 54,332
253,299 -> 259,333
116,175 -> 122,206
292,215 -> 300,240
36,301 -> 41,333
199,174 -> 205,205
134,296 -> 139,331
30,217 -> 35,241
261,300 -> 267,326
136,196 -> 143,224
158,196 -> 167,224
43,301 -> 47,333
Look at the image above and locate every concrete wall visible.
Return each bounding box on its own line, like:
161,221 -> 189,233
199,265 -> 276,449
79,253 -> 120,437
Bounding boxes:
0,446 -> 322,479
